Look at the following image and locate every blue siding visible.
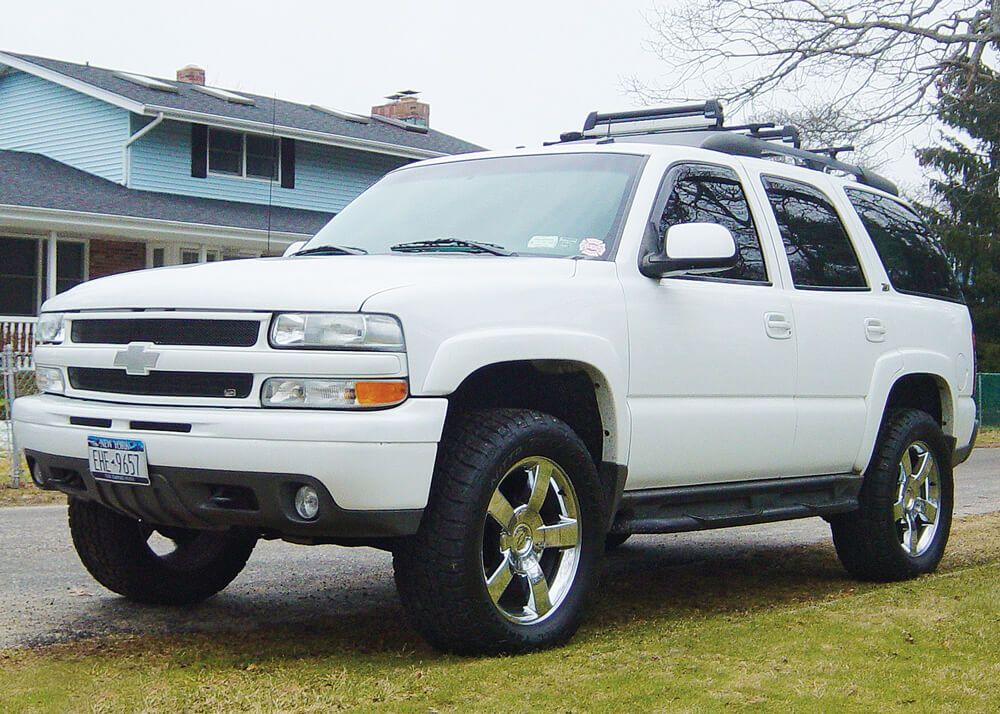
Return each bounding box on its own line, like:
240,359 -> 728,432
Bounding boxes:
0,70 -> 129,182
128,119 -> 411,212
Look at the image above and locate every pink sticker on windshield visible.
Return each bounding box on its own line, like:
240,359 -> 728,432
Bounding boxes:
578,238 -> 607,257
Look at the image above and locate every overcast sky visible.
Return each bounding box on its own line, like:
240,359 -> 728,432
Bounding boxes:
1,0 -> 676,151
2,0 -> 937,186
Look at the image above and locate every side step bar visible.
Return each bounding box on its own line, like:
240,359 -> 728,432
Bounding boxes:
610,474 -> 862,535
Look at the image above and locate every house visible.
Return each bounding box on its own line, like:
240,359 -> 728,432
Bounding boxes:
0,51 -> 482,338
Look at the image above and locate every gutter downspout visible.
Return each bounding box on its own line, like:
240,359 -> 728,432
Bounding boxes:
121,112 -> 164,186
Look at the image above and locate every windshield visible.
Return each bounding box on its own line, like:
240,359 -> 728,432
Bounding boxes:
305,153 -> 645,258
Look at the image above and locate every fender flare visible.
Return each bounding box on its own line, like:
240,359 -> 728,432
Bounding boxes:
854,349 -> 955,473
419,328 -> 631,464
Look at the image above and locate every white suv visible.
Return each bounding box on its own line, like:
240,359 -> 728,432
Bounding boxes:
14,101 -> 977,654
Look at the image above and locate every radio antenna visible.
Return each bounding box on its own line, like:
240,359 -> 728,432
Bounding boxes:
266,91 -> 277,256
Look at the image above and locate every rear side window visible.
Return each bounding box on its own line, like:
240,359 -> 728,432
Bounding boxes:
762,176 -> 867,290
845,188 -> 964,303
659,164 -> 768,282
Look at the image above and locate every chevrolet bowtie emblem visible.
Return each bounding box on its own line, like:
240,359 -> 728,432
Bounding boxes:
113,342 -> 161,376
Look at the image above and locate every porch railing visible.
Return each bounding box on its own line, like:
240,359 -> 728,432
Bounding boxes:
0,318 -> 36,370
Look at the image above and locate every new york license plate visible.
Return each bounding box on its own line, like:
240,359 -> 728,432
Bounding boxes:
87,436 -> 150,485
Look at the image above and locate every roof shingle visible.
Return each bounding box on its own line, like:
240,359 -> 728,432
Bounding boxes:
0,149 -> 332,235
3,52 -> 484,156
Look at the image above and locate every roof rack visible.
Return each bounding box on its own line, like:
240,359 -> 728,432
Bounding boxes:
557,100 -> 899,196
581,100 -> 724,138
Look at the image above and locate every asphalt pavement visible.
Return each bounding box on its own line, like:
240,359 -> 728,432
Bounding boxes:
2,449 -> 998,649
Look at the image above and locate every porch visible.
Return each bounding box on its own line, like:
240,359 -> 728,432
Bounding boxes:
0,317 -> 34,369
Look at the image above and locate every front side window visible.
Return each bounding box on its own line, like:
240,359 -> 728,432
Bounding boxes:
659,164 -> 768,282
845,188 -> 964,303
208,128 -> 279,180
306,153 -> 645,258
762,176 -> 867,290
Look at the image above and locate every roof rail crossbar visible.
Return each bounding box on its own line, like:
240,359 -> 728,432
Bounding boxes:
700,133 -> 898,195
813,145 -> 855,159
748,125 -> 801,147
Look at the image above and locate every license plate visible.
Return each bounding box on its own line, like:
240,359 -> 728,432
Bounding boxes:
87,436 -> 150,485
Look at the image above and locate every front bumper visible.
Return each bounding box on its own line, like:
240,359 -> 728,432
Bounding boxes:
13,394 -> 448,538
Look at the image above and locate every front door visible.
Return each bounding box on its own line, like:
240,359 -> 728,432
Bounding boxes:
622,162 -> 797,489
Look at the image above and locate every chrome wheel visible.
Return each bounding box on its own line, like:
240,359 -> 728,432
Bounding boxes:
482,456 -> 582,625
893,441 -> 941,557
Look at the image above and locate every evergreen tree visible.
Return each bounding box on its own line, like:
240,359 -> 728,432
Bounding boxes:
918,63 -> 1000,370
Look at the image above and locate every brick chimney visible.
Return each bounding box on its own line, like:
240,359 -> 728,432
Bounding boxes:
372,91 -> 430,127
176,65 -> 205,86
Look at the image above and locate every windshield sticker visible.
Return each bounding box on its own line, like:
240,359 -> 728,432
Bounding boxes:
578,238 -> 607,258
527,235 -> 560,250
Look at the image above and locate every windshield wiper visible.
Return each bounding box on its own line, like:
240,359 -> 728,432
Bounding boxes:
294,245 -> 368,256
390,238 -> 515,256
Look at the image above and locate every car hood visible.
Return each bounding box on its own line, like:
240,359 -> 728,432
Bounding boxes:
42,255 -> 580,313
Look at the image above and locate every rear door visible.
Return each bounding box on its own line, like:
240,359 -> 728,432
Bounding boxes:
751,172 -> 891,475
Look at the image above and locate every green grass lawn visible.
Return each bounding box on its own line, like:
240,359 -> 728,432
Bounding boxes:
2,511 -> 999,713
974,424 -> 1000,447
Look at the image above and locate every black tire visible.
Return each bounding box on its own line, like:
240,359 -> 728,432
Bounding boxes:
68,497 -> 257,605
830,409 -> 953,582
393,409 -> 604,655
605,532 -> 631,550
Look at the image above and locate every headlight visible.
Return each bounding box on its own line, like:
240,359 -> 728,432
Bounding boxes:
261,378 -> 408,409
269,313 -> 404,351
35,366 -> 65,394
36,313 -> 66,344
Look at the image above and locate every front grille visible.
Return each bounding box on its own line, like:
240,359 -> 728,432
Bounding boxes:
71,318 -> 260,347
68,368 -> 253,398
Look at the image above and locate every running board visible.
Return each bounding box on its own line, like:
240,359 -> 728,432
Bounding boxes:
610,474 -> 862,535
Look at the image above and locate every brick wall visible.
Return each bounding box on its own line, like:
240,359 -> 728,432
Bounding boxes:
88,239 -> 146,279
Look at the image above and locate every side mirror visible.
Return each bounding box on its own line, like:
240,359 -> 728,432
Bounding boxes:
640,222 -> 738,278
283,240 -> 307,257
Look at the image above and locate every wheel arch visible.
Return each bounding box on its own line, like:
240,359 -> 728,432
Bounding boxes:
855,362 -> 956,473
419,330 -> 630,466
443,359 -> 622,468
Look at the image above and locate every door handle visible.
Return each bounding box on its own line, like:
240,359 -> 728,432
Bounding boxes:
865,318 -> 887,343
764,312 -> 793,340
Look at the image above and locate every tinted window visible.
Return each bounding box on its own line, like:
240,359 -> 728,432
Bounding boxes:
845,188 -> 964,302
763,176 -> 867,289
659,164 -> 767,282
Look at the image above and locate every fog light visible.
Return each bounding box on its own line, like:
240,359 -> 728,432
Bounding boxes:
30,461 -> 46,488
294,485 -> 320,520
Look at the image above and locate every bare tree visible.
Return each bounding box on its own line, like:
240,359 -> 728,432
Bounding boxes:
629,1 -> 1000,136
747,103 -> 890,168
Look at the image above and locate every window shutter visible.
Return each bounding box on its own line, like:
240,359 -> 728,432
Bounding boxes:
191,124 -> 208,178
280,138 -> 295,189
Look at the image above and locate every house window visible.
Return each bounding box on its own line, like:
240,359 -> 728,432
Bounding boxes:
0,236 -> 86,317
42,241 -> 86,295
0,237 -> 38,316
181,248 -> 221,264
208,128 -> 280,181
